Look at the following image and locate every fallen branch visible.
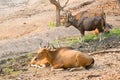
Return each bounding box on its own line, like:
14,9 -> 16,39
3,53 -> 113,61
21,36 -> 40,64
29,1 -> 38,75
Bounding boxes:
89,48 -> 120,55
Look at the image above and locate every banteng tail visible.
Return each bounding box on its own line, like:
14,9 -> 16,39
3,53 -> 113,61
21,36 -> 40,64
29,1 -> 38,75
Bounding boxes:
85,58 -> 94,70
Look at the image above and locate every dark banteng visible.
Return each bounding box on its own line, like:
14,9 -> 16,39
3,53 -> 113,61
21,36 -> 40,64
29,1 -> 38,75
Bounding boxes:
62,11 -> 106,41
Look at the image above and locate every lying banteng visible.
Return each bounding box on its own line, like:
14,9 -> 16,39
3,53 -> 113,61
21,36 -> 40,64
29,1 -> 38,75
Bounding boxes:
30,47 -> 74,68
32,47 -> 94,70
63,12 -> 105,41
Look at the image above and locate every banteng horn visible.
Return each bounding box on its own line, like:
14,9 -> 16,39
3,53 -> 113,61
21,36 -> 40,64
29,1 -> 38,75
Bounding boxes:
39,40 -> 43,48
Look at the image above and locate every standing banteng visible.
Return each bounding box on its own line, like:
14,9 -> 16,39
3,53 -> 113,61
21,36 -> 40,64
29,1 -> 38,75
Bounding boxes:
61,9 -> 109,41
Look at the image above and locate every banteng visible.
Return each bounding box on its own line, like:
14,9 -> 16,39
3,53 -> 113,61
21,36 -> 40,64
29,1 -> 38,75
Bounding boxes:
31,46 -> 94,70
30,47 -> 73,68
63,11 -> 105,41
60,9 -> 112,41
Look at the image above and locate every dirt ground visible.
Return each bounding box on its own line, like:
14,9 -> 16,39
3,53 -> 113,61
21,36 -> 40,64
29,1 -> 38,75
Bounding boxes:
14,51 -> 120,80
0,40 -> 120,80
0,0 -> 120,80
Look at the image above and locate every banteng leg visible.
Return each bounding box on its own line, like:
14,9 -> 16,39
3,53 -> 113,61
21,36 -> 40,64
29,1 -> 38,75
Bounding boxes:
68,67 -> 83,72
51,64 -> 64,71
98,16 -> 105,41
99,32 -> 104,41
97,26 -> 104,41
80,30 -> 85,42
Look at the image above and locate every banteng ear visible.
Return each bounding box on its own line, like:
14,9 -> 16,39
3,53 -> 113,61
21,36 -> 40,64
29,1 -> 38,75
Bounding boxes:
44,42 -> 51,49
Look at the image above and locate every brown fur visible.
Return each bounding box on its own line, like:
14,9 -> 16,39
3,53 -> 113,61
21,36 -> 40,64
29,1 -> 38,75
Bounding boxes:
33,47 -> 94,69
30,57 -> 49,67
30,47 -> 74,67
94,28 -> 100,35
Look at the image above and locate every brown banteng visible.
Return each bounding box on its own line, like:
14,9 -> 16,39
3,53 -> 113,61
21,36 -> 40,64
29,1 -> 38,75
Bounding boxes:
30,47 -> 74,68
32,47 -> 94,70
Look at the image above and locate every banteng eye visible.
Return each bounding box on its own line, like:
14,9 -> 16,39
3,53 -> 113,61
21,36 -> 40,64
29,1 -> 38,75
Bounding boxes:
34,57 -> 38,61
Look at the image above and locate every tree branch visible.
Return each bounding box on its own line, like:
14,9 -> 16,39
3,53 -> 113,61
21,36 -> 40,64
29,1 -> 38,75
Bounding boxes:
62,0 -> 69,10
89,49 -> 120,55
49,0 -> 69,10
49,0 -> 62,9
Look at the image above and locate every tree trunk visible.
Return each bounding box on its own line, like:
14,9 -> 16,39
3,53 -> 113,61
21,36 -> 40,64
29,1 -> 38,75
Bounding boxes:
49,0 -> 62,27
118,0 -> 120,8
49,0 -> 69,26
56,7 -> 60,26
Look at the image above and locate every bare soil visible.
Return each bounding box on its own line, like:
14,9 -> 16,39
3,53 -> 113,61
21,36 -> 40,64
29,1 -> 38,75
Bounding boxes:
0,37 -> 120,80
0,0 -> 120,80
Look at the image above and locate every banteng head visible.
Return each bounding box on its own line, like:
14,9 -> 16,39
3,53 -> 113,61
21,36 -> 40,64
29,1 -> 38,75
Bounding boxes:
60,11 -> 74,27
30,43 -> 54,68
30,47 -> 50,68
35,48 -> 49,61
104,23 -> 113,33
30,56 -> 49,68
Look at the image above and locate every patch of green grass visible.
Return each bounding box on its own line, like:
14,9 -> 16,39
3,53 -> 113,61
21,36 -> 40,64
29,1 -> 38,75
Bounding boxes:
10,70 -> 22,76
51,28 -> 120,46
66,35 -> 97,45
112,28 -> 120,34
8,58 -> 16,62
67,28 -> 120,44
0,60 -> 6,65
51,35 -> 97,46
48,21 -> 56,28
50,39 -> 61,47
65,36 -> 80,45
26,53 -> 35,58
4,68 -> 22,76
105,28 -> 120,37
83,34 -> 98,42
4,68 -> 13,74
51,36 -> 80,46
